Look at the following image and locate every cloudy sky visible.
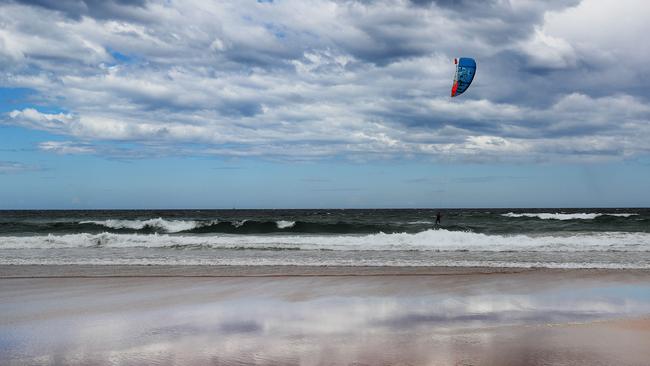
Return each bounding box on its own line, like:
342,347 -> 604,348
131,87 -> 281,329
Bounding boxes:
1,0 -> 649,208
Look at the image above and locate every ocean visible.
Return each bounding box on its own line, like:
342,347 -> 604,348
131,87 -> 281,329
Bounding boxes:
1,208 -> 649,268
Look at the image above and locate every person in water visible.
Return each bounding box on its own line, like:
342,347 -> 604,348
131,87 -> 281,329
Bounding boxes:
435,211 -> 442,225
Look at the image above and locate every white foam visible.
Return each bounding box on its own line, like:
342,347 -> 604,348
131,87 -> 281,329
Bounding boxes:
2,229 -> 650,252
501,213 -> 638,220
1,256 -> 648,269
80,218 -> 215,233
276,220 -> 296,229
232,220 -> 248,228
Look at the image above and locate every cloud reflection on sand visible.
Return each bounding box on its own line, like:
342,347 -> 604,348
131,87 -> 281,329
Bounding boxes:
2,275 -> 650,365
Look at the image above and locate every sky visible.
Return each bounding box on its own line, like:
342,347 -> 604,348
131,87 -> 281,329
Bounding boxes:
1,0 -> 649,209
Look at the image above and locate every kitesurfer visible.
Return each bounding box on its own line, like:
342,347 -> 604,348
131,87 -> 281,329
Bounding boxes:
435,212 -> 442,225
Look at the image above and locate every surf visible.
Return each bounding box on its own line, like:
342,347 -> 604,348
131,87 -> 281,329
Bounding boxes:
2,229 -> 650,252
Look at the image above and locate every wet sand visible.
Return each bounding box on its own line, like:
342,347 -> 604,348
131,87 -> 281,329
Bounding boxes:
4,264 -> 650,277
1,266 -> 650,365
0,264 -> 540,277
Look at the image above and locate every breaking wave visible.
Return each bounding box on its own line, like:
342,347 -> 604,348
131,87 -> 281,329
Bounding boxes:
276,220 -> 296,229
2,229 -> 650,252
80,218 -> 213,233
501,213 -> 638,220
0,218 -> 426,235
75,218 -> 302,233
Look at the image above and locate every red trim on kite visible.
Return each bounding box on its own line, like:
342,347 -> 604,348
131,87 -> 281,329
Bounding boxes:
451,81 -> 458,97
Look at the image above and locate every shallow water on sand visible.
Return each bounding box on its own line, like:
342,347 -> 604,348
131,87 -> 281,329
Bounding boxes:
1,272 -> 650,365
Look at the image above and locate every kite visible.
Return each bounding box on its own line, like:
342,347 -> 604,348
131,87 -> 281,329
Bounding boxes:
451,57 -> 476,97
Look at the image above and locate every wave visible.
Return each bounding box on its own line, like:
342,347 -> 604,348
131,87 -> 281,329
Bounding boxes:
79,218 -> 215,233
80,218 -> 299,232
0,218 -> 425,235
501,213 -> 638,220
74,218 -> 300,233
276,220 -> 296,229
2,229 -> 650,252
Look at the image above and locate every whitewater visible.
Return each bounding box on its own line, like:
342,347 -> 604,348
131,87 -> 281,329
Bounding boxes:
2,230 -> 650,252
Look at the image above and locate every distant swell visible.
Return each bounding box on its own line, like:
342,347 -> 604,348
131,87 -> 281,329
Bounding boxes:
501,212 -> 638,220
2,230 -> 650,252
0,218 -> 434,235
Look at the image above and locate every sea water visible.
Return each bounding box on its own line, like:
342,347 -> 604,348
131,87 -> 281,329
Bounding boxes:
1,208 -> 649,268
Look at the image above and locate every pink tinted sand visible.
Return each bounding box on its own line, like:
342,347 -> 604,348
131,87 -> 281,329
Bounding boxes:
1,265 -> 650,365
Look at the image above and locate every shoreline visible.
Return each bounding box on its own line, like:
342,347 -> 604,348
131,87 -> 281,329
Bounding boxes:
3,264 -> 650,278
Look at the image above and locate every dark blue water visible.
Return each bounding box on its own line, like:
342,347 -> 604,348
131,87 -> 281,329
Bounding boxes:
1,208 -> 647,235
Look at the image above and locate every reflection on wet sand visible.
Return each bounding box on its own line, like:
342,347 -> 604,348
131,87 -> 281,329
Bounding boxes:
1,271 -> 650,365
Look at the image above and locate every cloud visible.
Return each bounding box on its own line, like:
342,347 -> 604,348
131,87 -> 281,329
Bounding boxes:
453,176 -> 529,184
1,0 -> 649,163
518,28 -> 577,70
38,141 -> 95,154
7,108 -> 76,131
1,0 -> 149,21
0,160 -> 39,174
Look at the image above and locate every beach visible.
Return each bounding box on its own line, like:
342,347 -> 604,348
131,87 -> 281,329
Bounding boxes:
2,265 -> 650,365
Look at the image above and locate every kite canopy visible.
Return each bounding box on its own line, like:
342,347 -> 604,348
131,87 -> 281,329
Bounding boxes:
451,57 -> 476,97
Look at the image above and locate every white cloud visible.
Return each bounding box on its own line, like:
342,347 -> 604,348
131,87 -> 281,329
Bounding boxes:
518,28 -> 577,69
0,161 -> 39,174
38,141 -> 95,155
543,0 -> 650,65
7,109 -> 76,131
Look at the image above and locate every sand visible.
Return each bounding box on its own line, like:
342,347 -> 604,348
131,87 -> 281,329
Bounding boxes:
1,266 -> 650,365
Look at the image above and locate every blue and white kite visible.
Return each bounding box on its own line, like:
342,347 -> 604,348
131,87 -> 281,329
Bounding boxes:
451,57 -> 476,97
